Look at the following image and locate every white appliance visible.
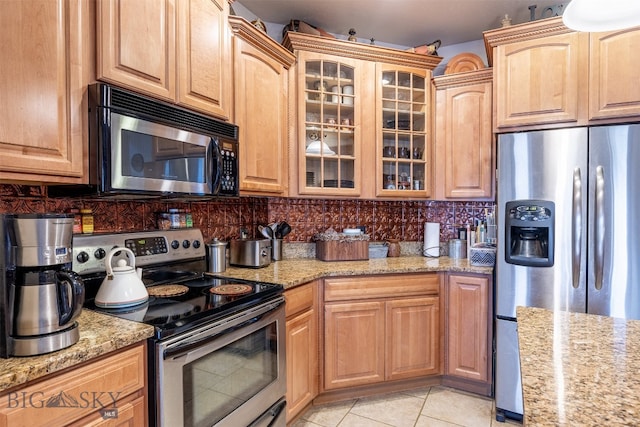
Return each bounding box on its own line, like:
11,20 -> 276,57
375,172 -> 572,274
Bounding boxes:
495,124 -> 640,421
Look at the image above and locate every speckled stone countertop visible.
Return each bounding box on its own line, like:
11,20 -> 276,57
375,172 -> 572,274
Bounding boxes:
215,256 -> 493,288
0,310 -> 154,393
0,256 -> 489,394
517,306 -> 640,426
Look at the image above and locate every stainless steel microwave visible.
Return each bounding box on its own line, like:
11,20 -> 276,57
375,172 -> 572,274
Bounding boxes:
51,83 -> 239,198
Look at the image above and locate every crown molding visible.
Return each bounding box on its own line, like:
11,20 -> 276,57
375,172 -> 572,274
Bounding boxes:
282,32 -> 443,70
229,16 -> 295,68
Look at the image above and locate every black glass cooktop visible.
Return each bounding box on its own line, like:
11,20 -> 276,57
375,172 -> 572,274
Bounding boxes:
85,275 -> 283,340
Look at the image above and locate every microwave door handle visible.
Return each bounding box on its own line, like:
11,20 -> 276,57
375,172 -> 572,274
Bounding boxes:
207,139 -> 223,193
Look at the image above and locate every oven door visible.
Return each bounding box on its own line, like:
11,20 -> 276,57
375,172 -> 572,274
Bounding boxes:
109,112 -> 221,195
154,297 -> 286,427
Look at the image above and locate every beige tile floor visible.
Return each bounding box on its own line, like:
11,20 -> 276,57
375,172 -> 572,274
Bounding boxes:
291,386 -> 522,427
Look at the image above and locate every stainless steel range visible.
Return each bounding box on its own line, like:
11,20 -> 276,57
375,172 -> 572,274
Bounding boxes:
73,229 -> 286,427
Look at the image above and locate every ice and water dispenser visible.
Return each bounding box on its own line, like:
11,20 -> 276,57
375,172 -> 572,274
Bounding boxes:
504,200 -> 554,267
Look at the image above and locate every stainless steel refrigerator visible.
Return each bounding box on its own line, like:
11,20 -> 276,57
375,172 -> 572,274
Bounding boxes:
495,124 -> 640,421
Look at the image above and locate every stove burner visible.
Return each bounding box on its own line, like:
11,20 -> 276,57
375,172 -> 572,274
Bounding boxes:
148,284 -> 190,298
209,284 -> 253,296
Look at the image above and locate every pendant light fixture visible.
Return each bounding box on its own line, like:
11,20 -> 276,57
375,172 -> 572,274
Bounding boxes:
562,0 -> 640,32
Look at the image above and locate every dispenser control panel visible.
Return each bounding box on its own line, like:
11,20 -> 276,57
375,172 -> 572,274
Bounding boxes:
510,205 -> 552,221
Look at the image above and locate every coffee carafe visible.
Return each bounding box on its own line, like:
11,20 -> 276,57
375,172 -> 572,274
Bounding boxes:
0,214 -> 85,357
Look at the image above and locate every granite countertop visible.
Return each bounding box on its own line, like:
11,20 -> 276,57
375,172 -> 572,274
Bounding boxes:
215,256 -> 493,288
517,306 -> 640,426
0,310 -> 154,393
0,256 -> 489,394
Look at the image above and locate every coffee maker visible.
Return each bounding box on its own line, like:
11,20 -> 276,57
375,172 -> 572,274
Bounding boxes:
504,200 -> 555,267
0,214 -> 85,357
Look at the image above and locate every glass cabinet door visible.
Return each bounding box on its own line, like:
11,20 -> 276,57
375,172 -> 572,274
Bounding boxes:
301,58 -> 358,194
379,69 -> 429,196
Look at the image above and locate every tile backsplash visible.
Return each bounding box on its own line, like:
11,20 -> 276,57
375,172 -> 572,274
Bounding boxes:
0,184 -> 494,244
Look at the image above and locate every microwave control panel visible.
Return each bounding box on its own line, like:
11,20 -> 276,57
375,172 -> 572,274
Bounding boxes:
218,138 -> 238,196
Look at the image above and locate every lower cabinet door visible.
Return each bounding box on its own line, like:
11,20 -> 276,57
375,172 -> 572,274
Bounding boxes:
446,274 -> 490,382
386,296 -> 440,380
286,308 -> 318,422
324,301 -> 385,390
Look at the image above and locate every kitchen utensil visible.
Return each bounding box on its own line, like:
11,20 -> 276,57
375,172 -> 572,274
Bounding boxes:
95,247 -> 149,308
276,221 -> 291,238
259,225 -> 272,239
261,225 -> 274,239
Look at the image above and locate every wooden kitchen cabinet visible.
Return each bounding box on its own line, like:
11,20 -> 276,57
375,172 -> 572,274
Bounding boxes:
322,274 -> 440,391
444,273 -> 492,396
283,32 -> 441,199
284,281 -> 319,423
230,17 -> 295,196
484,17 -> 589,131
386,296 -> 440,380
433,69 -> 493,199
97,0 -> 231,120
0,343 -> 147,427
376,64 -> 433,197
485,17 -> 640,130
0,0 -> 93,184
589,27 -> 640,121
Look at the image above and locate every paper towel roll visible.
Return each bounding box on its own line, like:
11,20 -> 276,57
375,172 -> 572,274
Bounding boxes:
423,222 -> 440,257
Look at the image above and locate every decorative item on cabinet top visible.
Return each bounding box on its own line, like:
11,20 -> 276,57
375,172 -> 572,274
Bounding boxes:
282,19 -> 336,39
444,52 -> 486,74
410,39 -> 442,56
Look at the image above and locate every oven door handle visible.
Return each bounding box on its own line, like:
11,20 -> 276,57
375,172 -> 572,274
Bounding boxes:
164,299 -> 283,363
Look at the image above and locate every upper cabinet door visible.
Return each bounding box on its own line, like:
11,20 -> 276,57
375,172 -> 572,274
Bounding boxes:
230,17 -> 295,196
376,65 -> 431,198
176,0 -> 231,119
0,0 -> 91,183
296,52 -> 363,197
97,0 -> 176,101
492,31 -> 588,130
589,27 -> 640,121
434,70 -> 494,200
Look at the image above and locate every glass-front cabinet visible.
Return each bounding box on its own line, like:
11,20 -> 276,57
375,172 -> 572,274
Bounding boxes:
302,57 -> 359,194
284,32 -> 441,199
377,67 -> 430,196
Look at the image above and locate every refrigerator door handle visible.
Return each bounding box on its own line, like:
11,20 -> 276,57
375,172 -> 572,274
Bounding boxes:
572,167 -> 582,289
595,165 -> 605,290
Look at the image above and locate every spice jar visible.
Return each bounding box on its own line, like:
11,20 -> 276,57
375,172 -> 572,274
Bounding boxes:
69,209 -> 82,234
80,209 -> 94,234
386,239 -> 401,257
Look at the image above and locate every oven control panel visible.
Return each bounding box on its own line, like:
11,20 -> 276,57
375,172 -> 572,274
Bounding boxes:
72,228 -> 205,275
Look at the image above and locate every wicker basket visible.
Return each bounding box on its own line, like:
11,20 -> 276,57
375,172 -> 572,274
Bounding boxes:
469,246 -> 496,267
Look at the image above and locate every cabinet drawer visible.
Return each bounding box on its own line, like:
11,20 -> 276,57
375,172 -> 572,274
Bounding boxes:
0,344 -> 146,427
285,281 -> 317,318
324,273 -> 439,302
